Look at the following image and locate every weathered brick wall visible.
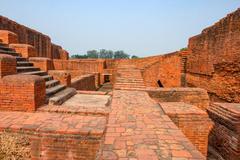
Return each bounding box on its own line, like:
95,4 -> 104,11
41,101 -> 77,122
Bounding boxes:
48,70 -> 71,87
160,102 -> 213,156
0,30 -> 18,44
53,59 -> 105,84
71,74 -> 96,90
207,103 -> 240,160
0,54 -> 16,78
0,75 -> 45,112
30,57 -> 53,72
147,88 -> 210,111
30,134 -> 101,160
158,52 -> 182,87
186,9 -> 240,103
9,44 -> 36,58
0,112 -> 106,160
111,52 -> 183,88
0,16 -> 68,59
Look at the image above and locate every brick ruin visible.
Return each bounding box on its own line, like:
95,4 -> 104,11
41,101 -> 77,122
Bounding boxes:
0,9 -> 239,160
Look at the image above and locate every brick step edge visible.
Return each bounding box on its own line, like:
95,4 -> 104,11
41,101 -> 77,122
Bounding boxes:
48,88 -> 77,105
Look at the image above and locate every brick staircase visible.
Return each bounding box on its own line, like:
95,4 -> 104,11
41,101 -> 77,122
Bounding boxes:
0,43 -> 76,105
114,63 -> 146,90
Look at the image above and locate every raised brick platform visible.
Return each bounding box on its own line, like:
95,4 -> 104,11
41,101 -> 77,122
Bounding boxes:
0,111 -> 107,160
207,103 -> 240,160
38,93 -> 111,116
147,87 -> 210,111
159,102 -> 213,156
100,90 -> 204,160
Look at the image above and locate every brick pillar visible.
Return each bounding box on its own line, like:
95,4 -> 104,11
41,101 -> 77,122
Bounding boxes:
0,75 -> 46,112
0,54 -> 16,78
29,57 -> 53,72
9,44 -> 37,58
0,30 -> 18,44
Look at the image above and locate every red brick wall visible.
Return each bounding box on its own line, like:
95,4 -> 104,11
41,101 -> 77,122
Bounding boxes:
9,44 -> 36,58
207,103 -> 240,160
30,57 -> 53,72
0,54 -> 16,78
53,59 -> 105,84
110,53 -> 183,88
0,16 -> 68,59
160,102 -> 213,156
71,74 -> 96,90
186,9 -> 240,103
0,75 -> 45,112
30,134 -> 101,160
48,70 -> 71,87
0,30 -> 18,44
158,53 -> 182,87
147,88 -> 210,111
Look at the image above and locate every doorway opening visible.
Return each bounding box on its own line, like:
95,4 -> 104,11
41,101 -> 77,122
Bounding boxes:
157,80 -> 164,87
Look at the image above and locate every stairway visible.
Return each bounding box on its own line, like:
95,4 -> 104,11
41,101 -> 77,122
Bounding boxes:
114,63 -> 146,90
0,43 -> 76,105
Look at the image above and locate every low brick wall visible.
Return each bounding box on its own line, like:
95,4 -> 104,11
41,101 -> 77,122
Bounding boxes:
30,57 -> 53,72
71,74 -> 96,91
0,111 -> 106,160
48,70 -> 71,87
160,102 -> 213,157
0,54 -> 16,78
0,30 -> 18,44
147,87 -> 210,111
9,44 -> 36,58
0,75 -> 45,112
207,103 -> 240,160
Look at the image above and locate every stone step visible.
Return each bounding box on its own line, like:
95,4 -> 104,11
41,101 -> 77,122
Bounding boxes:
17,66 -> 40,73
48,87 -> 77,105
21,70 -> 47,76
0,50 -> 19,56
116,80 -> 144,83
16,57 -> 27,61
0,45 -> 14,52
114,86 -> 146,90
46,79 -> 60,88
17,61 -> 34,67
41,75 -> 53,81
114,85 -> 146,88
46,84 -> 66,97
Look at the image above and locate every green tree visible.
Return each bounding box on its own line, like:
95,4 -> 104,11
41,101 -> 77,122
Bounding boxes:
99,49 -> 113,59
180,47 -> 188,51
131,55 -> 139,59
114,51 -> 130,59
71,54 -> 88,59
87,50 -> 99,58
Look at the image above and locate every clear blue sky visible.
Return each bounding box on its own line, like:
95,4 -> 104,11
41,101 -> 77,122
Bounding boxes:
1,1 -> 240,57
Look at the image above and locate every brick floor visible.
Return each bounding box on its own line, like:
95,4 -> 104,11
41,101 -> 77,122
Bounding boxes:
0,111 -> 106,136
38,93 -> 111,116
100,90 -> 205,160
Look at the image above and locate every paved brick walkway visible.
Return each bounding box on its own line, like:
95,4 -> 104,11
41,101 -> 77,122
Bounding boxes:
101,90 -> 204,160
